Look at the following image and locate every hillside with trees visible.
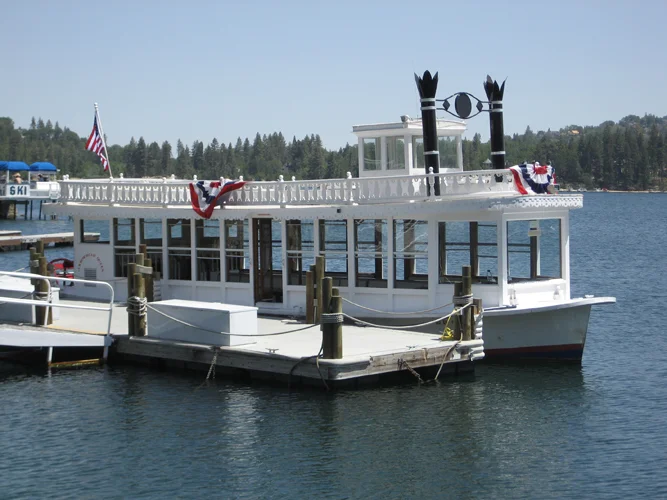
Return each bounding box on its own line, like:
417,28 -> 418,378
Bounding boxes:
1,114 -> 665,191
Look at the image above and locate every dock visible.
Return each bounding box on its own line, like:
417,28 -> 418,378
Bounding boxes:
0,231 -> 99,251
0,261 -> 484,388
0,294 -> 483,388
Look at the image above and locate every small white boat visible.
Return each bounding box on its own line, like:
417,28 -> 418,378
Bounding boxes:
45,116 -> 614,362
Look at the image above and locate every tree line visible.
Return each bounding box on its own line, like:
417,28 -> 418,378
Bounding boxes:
1,114 -> 666,190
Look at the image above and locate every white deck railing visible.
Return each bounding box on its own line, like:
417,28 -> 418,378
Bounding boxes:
58,169 -> 516,207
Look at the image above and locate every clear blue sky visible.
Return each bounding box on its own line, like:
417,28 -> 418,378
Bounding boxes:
3,0 -> 666,152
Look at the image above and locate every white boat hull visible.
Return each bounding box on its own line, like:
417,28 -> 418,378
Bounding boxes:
354,296 -> 615,363
481,297 -> 615,361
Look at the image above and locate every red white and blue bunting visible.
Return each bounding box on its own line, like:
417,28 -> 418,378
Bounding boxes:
189,179 -> 246,219
510,162 -> 555,195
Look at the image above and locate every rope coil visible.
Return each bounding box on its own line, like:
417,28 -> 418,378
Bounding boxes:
127,296 -> 147,318
453,294 -> 473,306
321,312 -> 344,324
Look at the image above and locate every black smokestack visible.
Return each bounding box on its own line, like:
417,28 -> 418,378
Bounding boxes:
483,76 -> 506,170
415,71 -> 440,195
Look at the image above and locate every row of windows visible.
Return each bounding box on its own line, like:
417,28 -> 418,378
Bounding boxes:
80,218 -> 562,286
362,136 -> 459,171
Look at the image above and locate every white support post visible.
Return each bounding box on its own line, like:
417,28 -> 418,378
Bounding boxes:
427,218 -> 438,308
456,135 -> 463,171
387,216 -> 394,294
346,218 -> 354,294
161,218 -> 169,291
404,134 -> 412,171
380,136 -> 387,171
357,137 -> 364,173
220,218 -> 227,301
190,217 -> 197,298
498,215 -> 508,305
561,213 -> 570,299
280,219 -> 288,307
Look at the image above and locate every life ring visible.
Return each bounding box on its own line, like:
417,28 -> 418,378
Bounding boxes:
49,258 -> 75,287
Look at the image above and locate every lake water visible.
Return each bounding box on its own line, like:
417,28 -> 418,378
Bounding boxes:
1,193 -> 667,498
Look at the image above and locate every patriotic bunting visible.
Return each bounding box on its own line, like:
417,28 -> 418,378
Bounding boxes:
189,179 -> 247,218
510,162 -> 555,195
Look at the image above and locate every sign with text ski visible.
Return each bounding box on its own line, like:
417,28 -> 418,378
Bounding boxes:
6,185 -> 31,197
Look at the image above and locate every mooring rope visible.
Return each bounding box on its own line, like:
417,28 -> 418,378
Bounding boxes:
342,303 -> 470,330
127,296 -> 147,318
145,303 -> 318,337
320,312 -> 344,324
288,340 -> 329,392
398,359 -> 424,385
433,341 -> 461,382
341,297 -> 454,315
206,349 -> 218,380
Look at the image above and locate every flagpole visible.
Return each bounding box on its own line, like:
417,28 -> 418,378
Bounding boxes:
94,102 -> 113,178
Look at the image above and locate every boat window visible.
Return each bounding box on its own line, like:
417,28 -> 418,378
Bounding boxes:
196,220 -> 220,281
167,219 -> 191,248
225,219 -> 250,283
79,219 -> 109,244
140,219 -> 163,275
113,218 -> 136,278
412,137 -> 425,170
393,219 -> 428,289
507,219 -> 561,283
167,219 -> 192,280
438,137 -> 457,169
319,220 -> 348,287
386,137 -> 405,170
355,219 -> 388,288
439,222 -> 498,283
286,219 -> 314,286
363,138 -> 380,171
114,218 -> 135,246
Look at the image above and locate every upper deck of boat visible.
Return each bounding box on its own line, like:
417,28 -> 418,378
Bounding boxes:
51,170 -> 583,217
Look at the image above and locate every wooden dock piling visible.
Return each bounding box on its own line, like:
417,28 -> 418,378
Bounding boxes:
305,268 -> 314,324
144,258 -> 154,303
134,271 -> 146,337
321,277 -> 332,331
449,265 -> 475,341
315,256 -> 324,323
327,287 -> 343,359
127,262 -> 136,336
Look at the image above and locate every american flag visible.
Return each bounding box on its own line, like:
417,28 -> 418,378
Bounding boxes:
189,179 -> 247,219
85,116 -> 109,171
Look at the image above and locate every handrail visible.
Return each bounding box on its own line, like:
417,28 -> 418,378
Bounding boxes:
0,271 -> 115,359
56,170 -> 517,208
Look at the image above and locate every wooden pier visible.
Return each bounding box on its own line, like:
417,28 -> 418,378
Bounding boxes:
0,231 -> 99,251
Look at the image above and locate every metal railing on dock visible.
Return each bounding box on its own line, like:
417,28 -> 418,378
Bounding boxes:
0,270 -> 115,362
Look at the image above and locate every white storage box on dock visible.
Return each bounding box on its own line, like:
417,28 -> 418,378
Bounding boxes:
147,299 -> 257,346
0,276 -> 34,323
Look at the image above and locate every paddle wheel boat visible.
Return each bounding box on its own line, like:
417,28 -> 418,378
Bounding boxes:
44,116 -> 614,362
